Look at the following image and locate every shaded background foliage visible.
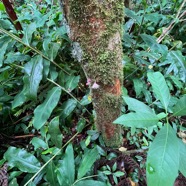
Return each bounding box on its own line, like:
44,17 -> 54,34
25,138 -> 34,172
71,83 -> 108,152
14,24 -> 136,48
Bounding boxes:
0,0 -> 186,185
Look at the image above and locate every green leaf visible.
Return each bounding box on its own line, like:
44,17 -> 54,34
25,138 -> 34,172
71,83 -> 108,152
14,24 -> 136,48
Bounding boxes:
123,96 -> 153,114
75,180 -> 106,186
0,3 -> 5,11
46,162 -> 59,186
4,147 -> 41,173
178,139 -> 186,177
4,52 -> 30,64
76,118 -> 86,133
61,99 -> 77,119
9,178 -> 19,186
48,117 -> 63,148
49,42 -> 61,60
31,137 -> 48,150
78,147 -> 99,179
165,51 -> 186,82
157,112 -> 167,120
103,170 -> 112,175
24,55 -> 43,100
0,20 -> 12,29
125,8 -> 142,25
12,87 -> 27,109
33,87 -> 61,130
0,36 -> 12,67
114,171 -> 125,177
133,79 -> 143,97
80,94 -> 92,105
57,144 -> 74,185
140,34 -> 168,54
65,76 -> 80,92
114,112 -> 159,128
22,22 -> 37,45
146,124 -> 179,186
172,95 -> 186,116
147,72 -> 170,110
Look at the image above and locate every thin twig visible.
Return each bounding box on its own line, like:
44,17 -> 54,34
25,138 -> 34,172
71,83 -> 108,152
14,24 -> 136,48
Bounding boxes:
157,0 -> 186,43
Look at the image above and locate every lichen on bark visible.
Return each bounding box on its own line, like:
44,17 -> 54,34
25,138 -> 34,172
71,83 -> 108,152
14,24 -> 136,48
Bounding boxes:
62,0 -> 124,147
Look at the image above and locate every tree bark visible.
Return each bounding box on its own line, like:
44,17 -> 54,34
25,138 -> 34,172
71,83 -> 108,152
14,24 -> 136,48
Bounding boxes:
62,0 -> 124,147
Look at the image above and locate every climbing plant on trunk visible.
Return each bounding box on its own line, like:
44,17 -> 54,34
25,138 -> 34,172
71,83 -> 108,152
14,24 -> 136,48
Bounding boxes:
62,0 -> 124,147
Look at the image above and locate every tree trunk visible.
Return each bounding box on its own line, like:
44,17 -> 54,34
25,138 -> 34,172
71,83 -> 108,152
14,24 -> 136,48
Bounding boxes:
62,0 -> 124,147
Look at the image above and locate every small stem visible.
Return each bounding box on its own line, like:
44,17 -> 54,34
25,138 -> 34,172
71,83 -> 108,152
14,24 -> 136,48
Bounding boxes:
72,175 -> 98,186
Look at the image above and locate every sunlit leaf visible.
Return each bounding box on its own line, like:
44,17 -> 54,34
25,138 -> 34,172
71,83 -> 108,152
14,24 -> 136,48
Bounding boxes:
146,124 -> 179,186
123,96 -> 153,114
114,112 -> 159,128
147,72 -> 170,110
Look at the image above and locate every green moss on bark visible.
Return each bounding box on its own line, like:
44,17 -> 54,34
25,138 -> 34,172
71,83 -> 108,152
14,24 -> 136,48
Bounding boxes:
64,0 -> 124,147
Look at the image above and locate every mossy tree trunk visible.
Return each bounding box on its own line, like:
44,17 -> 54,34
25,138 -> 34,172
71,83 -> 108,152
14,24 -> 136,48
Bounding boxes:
62,0 -> 124,147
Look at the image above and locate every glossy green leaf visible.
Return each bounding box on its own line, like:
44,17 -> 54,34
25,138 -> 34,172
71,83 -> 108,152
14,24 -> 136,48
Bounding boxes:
172,95 -> 186,116
22,22 -> 37,45
76,118 -> 86,133
65,76 -> 80,92
178,139 -> 186,177
146,124 -> 179,186
0,20 -> 12,29
75,180 -> 106,186
147,72 -> 170,110
33,87 -> 61,130
78,146 -> 99,179
9,178 -> 19,186
0,3 -> 5,11
4,146 -> 41,173
165,51 -> 186,82
48,117 -> 63,148
61,99 -> 77,119
133,79 -> 143,97
140,34 -> 168,54
24,55 -> 43,99
80,94 -> 92,105
31,137 -> 48,150
0,36 -> 12,67
12,86 -> 27,109
57,144 -> 74,185
123,96 -> 153,114
114,112 -> 159,128
49,42 -> 61,60
46,162 -> 59,186
4,52 -> 30,64
125,8 -> 142,25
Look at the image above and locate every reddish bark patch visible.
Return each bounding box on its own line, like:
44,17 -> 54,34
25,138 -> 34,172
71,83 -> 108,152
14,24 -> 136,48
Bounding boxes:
105,123 -> 119,139
105,78 -> 121,96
